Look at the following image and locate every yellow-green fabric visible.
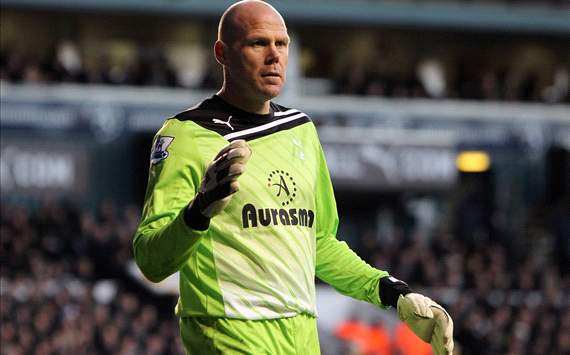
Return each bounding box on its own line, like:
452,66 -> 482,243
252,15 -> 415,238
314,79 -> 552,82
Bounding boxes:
133,95 -> 389,322
180,314 -> 320,355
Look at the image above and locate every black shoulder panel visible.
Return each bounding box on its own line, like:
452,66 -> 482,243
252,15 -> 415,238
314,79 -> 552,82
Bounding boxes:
171,96 -> 235,136
170,95 -> 312,141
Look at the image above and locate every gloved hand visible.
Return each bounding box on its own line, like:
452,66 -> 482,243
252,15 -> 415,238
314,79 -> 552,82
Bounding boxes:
185,139 -> 252,229
397,293 -> 454,355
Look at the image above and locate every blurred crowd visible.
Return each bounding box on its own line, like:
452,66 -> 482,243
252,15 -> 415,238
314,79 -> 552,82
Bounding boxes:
396,0 -> 567,5
357,232 -> 570,355
1,197 -> 568,355
333,62 -> 570,103
0,43 -> 180,88
0,199 -> 184,355
332,52 -> 569,103
1,39 -> 568,103
439,0 -> 566,4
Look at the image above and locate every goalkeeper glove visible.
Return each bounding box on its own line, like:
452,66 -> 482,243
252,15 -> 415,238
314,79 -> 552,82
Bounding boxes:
379,276 -> 454,355
184,139 -> 252,230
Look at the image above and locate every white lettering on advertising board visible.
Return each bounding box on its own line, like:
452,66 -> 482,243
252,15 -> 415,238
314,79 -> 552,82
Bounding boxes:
0,146 -> 76,192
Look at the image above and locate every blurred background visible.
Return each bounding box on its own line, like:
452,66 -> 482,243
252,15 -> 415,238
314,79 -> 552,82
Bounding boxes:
1,0 -> 569,354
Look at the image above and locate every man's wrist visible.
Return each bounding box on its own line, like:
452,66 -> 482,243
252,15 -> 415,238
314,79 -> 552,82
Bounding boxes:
379,276 -> 412,308
183,197 -> 211,231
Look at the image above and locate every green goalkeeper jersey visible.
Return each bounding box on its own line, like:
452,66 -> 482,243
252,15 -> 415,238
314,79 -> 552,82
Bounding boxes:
134,95 -> 388,320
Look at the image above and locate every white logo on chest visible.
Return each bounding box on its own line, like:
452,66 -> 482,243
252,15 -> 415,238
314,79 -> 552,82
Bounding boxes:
212,115 -> 234,131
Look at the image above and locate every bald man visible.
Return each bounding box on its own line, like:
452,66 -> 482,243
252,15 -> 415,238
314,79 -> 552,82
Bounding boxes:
134,1 -> 454,354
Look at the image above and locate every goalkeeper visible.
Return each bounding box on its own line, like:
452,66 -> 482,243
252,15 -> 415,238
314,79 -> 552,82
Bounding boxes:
133,1 -> 454,354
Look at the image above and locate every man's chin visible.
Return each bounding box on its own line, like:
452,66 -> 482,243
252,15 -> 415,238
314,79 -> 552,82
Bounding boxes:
259,85 -> 283,100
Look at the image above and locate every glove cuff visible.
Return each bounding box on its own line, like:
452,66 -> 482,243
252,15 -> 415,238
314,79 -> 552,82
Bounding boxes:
379,276 -> 412,308
184,196 -> 211,231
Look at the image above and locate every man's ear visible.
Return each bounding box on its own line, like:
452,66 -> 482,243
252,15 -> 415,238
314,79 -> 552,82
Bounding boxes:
214,40 -> 227,66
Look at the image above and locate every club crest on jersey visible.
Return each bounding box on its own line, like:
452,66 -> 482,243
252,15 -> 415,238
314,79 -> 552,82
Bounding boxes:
267,170 -> 296,206
292,135 -> 305,160
150,136 -> 174,165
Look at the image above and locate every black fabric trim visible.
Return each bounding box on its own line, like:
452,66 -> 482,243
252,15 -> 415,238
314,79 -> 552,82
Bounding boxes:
184,199 -> 210,231
226,115 -> 311,142
379,276 -> 412,308
170,95 -> 311,141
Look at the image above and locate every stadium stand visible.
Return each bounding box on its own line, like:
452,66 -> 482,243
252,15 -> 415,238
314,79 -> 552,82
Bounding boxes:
1,196 -> 568,354
1,39 -> 568,102
0,200 -> 185,355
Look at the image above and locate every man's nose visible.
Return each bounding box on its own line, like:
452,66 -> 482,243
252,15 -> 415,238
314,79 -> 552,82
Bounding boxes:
266,44 -> 280,64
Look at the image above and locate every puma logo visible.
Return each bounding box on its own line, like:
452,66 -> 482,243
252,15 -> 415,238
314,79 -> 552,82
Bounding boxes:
212,116 -> 234,131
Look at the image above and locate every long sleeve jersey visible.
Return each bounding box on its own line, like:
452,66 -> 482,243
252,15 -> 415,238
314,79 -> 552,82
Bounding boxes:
133,95 -> 389,320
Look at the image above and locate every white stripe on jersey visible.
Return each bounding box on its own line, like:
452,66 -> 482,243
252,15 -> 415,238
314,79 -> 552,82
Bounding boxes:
223,291 -> 299,319
224,112 -> 307,140
274,109 -> 300,117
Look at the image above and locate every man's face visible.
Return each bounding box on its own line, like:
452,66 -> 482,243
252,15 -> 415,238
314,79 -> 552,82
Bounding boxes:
223,11 -> 289,101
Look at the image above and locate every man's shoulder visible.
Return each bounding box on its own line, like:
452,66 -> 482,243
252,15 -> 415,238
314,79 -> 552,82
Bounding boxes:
270,102 -> 310,119
269,102 -> 316,136
165,95 -> 237,136
171,95 -> 227,124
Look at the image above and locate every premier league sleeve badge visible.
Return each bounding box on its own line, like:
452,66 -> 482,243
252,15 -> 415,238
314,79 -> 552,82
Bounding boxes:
150,136 -> 175,165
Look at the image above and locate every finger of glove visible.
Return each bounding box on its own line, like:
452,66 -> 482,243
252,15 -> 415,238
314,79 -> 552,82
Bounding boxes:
215,148 -> 251,172
200,181 -> 240,217
205,153 -> 233,179
228,139 -> 248,151
202,160 -> 218,185
212,164 -> 246,187
204,152 -> 246,189
213,139 -> 249,160
430,306 -> 454,355
398,315 -> 434,343
397,294 -> 435,344
201,181 -> 238,207
400,293 -> 434,319
213,139 -> 251,161
214,156 -> 247,176
227,146 -> 252,162
227,162 -> 246,178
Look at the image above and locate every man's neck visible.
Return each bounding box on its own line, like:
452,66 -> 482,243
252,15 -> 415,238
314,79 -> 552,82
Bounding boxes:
217,88 -> 271,115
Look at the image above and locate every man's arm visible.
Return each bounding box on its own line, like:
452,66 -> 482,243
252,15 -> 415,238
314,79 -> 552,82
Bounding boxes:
316,235 -> 389,306
133,120 -> 251,283
133,120 -> 207,283
312,136 -> 453,354
312,139 -> 389,307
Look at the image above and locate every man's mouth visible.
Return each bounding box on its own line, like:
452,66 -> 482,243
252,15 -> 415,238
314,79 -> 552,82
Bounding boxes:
262,72 -> 280,78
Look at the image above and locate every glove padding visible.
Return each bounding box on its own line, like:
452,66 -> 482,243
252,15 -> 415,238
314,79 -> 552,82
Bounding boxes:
195,139 -> 252,218
397,293 -> 454,355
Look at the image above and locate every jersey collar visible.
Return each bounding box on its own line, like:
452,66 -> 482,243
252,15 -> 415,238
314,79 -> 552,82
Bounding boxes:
212,94 -> 275,124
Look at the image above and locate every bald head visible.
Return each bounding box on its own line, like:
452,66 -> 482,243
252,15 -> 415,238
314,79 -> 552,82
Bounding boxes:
218,0 -> 287,44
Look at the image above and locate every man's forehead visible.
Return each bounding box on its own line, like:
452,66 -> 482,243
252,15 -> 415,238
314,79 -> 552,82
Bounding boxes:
219,1 -> 287,43
236,10 -> 286,30
243,22 -> 289,37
